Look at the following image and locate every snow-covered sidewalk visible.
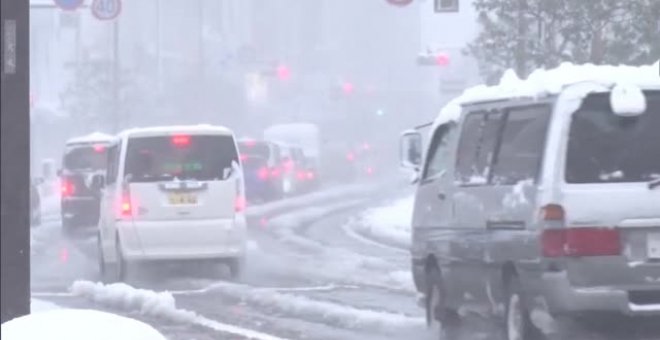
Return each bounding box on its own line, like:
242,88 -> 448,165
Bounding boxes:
346,195 -> 415,249
3,299 -> 167,340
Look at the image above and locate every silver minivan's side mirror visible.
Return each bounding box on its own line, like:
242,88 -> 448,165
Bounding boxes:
400,130 -> 423,171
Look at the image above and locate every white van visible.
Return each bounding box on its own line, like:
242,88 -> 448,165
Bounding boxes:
95,125 -> 247,281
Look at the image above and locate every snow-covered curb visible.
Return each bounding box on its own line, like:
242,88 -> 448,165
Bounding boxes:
194,282 -> 424,332
71,281 -> 287,340
346,195 -> 414,249
1,308 -> 167,340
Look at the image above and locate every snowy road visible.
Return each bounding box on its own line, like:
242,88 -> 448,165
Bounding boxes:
30,182 -> 659,340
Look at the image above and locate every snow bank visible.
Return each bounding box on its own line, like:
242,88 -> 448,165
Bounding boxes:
30,299 -> 61,313
349,195 -> 415,248
1,309 -> 166,340
70,281 -> 287,340
433,61 -> 660,129
203,282 -> 424,332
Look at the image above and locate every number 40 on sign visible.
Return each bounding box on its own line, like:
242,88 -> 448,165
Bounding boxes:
91,0 -> 122,21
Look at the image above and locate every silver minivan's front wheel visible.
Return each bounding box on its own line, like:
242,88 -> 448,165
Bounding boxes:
426,267 -> 460,340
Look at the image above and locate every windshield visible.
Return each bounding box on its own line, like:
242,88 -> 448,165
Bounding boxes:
238,142 -> 271,160
62,145 -> 107,171
124,135 -> 238,182
566,92 -> 660,184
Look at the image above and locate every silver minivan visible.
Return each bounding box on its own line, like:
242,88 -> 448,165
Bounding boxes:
401,66 -> 660,339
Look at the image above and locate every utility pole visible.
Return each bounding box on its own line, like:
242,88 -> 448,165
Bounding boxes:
198,0 -> 205,111
112,18 -> 120,132
515,0 -> 527,78
1,0 -> 30,322
156,0 -> 162,91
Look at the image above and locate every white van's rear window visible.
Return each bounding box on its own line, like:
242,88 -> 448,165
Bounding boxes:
124,135 -> 238,182
566,91 -> 660,184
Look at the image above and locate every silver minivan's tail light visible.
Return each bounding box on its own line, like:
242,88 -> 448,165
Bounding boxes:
542,227 -> 622,257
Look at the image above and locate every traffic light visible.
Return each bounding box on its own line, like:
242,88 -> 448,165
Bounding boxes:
417,52 -> 450,67
342,81 -> 354,95
376,109 -> 385,117
276,64 -> 291,81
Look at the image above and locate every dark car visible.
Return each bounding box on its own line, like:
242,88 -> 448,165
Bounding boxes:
59,133 -> 113,237
237,139 -> 285,202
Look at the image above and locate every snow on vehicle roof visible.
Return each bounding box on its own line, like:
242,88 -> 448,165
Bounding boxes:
65,132 -> 115,145
433,61 -> 660,129
119,124 -> 234,138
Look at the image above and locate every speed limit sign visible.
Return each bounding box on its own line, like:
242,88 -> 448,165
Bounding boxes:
91,0 -> 122,21
386,0 -> 414,6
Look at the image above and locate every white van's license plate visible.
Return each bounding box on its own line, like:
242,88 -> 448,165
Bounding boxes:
168,193 -> 198,205
647,233 -> 660,259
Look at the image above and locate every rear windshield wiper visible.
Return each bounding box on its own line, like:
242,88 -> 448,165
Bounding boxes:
649,178 -> 660,190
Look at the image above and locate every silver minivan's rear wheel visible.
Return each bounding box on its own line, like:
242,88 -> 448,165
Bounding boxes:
505,276 -> 536,340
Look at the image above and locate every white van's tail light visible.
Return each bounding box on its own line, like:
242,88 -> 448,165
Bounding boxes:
235,196 -> 246,213
118,187 -> 133,218
542,228 -> 621,257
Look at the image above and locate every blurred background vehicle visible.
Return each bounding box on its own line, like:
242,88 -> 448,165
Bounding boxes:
59,132 -> 114,237
237,139 -> 286,202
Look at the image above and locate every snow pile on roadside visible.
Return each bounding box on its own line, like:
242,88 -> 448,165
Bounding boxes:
207,282 -> 424,332
70,281 -> 287,340
1,309 -> 166,340
348,195 -> 415,248
71,281 -> 196,322
30,299 -> 62,313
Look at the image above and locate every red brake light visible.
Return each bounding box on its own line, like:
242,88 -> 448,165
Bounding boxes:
270,167 -> 281,178
171,135 -> 191,147
542,228 -> 621,257
258,167 -> 269,180
61,179 -> 74,197
118,188 -> 133,218
93,144 -> 106,153
240,154 -> 248,161
235,195 -> 246,213
346,152 -> 355,162
306,171 -> 315,180
366,167 -> 374,175
297,171 -> 306,180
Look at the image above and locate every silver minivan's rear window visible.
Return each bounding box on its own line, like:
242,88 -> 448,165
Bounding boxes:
566,91 -> 660,184
125,135 -> 238,182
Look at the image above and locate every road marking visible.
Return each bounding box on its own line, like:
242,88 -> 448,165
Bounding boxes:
342,221 -> 408,255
